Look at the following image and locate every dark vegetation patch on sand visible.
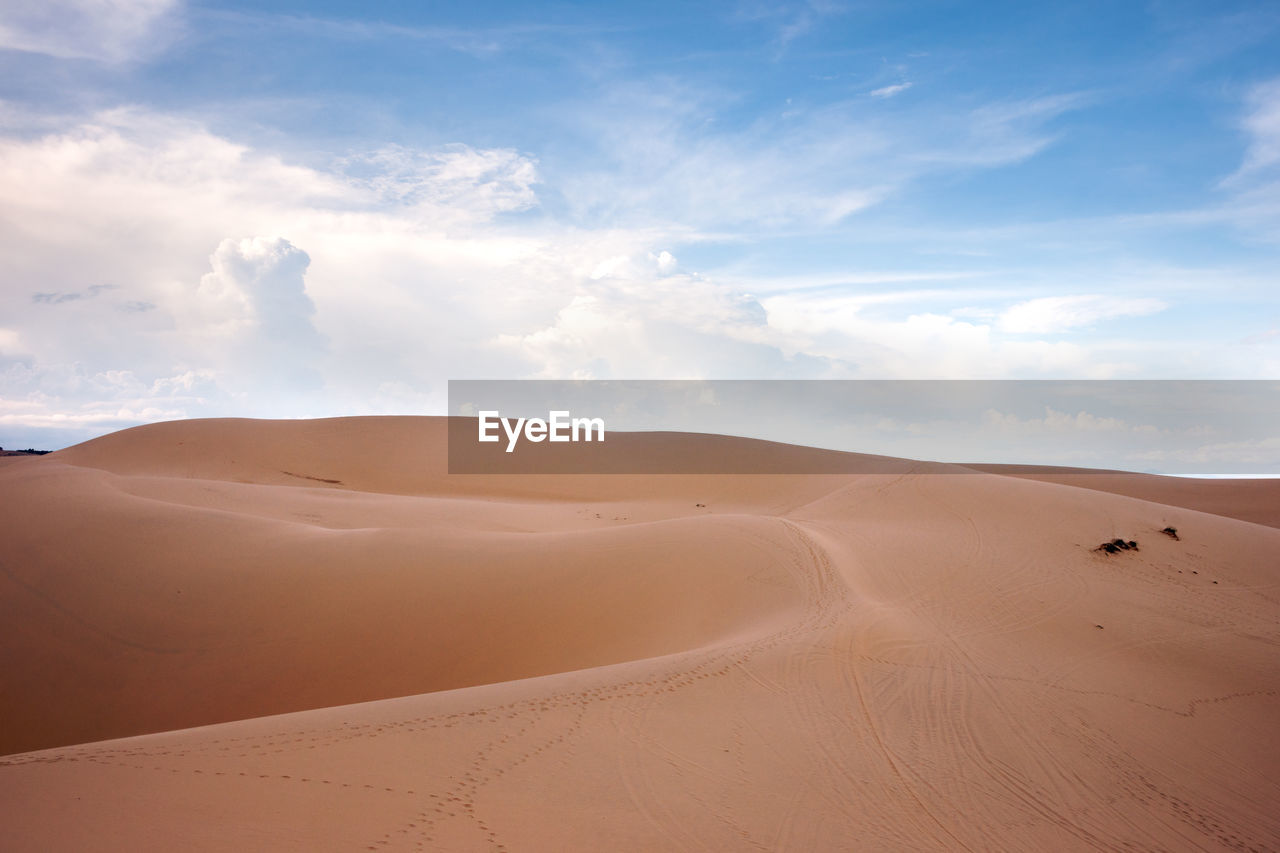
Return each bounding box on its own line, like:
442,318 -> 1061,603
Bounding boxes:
1097,538 -> 1139,555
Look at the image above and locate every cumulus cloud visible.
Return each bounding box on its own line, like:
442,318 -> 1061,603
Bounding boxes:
760,292 -> 1107,377
194,237 -> 317,340
0,104 -> 1249,448
495,264 -> 799,380
653,250 -> 678,275
2,108 -> 839,441
0,110 -> 552,440
998,295 -> 1167,334
588,249 -> 681,281
0,0 -> 180,63
182,236 -> 325,401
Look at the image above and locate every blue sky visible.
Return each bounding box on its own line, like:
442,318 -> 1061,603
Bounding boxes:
1,0 -> 1279,448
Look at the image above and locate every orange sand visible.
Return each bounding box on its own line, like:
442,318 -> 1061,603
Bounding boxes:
1,417 -> 1277,850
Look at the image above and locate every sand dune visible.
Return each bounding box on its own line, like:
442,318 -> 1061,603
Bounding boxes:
970,463 -> 1280,529
1,417 -> 1278,850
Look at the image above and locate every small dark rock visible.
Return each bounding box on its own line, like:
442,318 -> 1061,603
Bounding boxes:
1161,526 -> 1180,540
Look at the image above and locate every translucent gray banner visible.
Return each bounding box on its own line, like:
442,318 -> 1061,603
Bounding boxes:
447,380 -> 1280,475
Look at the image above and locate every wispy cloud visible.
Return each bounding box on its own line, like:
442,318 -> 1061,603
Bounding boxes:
555,81 -> 1088,231
998,295 -> 1167,334
32,284 -> 115,304
870,82 -> 912,99
0,0 -> 181,63
1189,77 -> 1280,242
335,145 -> 538,216
195,9 -> 609,59
930,92 -> 1091,166
1228,78 -> 1280,178
732,1 -> 846,57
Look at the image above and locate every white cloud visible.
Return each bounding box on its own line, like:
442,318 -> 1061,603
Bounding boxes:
1216,77 -> 1280,242
760,292 -> 1106,377
0,361 -> 213,446
870,82 -> 912,99
187,236 -> 324,398
735,0 -> 847,56
589,249 -> 680,281
193,237 -> 316,339
336,144 -> 538,219
495,268 -> 796,380
998,295 -> 1167,334
2,108 -> 881,438
1237,78 -> 1280,175
653,250 -> 678,275
0,328 -> 24,355
1131,435 -> 1280,466
0,109 -> 556,434
0,104 -> 1260,447
555,83 -> 1087,230
983,406 -> 1137,434
558,83 -> 890,229
0,0 -> 180,63
909,93 -> 1090,168
0,404 -> 189,429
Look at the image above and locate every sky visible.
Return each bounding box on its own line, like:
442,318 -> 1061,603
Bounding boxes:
1,0 -> 1279,449
448,380 -> 1280,475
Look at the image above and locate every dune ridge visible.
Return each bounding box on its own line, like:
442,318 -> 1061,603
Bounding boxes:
1,417 -> 1277,851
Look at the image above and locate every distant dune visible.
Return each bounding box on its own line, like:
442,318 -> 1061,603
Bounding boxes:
2,417 -> 1277,850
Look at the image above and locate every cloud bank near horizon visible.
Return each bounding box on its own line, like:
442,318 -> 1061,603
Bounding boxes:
1,1 -> 1279,449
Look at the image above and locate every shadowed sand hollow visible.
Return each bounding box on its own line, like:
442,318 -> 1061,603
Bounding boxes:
1,417 -> 1278,850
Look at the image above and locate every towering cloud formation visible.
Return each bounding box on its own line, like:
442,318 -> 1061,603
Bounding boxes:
198,238 -> 316,338
193,236 -> 324,397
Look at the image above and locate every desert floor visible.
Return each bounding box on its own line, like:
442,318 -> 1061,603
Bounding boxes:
1,417 -> 1277,851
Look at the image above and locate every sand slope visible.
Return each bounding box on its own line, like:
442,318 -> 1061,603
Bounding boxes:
1,417 -> 1278,851
971,463 -> 1280,529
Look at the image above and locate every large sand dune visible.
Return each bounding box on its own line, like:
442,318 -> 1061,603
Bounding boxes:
1,417 -> 1278,850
